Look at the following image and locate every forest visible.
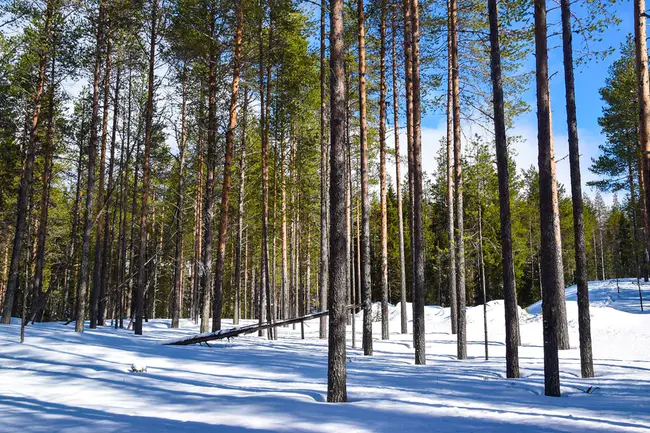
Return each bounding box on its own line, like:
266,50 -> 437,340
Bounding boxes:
0,0 -> 650,419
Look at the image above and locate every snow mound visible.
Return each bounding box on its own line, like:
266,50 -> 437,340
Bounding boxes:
526,278 -> 650,315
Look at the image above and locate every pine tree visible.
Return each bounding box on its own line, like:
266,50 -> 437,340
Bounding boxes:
213,1 -> 244,332
488,0 -> 519,378
410,0 -> 425,365
535,0 -> 561,396
359,0 -> 373,356
450,0 -> 466,360
560,0 -> 594,377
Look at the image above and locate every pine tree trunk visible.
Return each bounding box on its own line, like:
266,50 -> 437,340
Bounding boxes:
637,161 -> 650,281
64,110 -> 86,321
403,0 -> 415,314
242,229 -> 246,319
345,61 -> 353,330
91,34 -> 112,329
32,50 -> 57,322
171,67 -> 188,329
346,68 -> 357,345
628,152 -> 645,309
306,228 -> 312,314
359,0 -> 373,356
282,133 -> 289,320
295,191 -> 301,319
327,0 -> 347,401
446,2 -> 457,334
319,0 -> 329,340
234,89 -> 248,326
272,136 -> 278,321
192,123 -> 204,323
592,228 -> 598,280
75,3 -> 105,332
635,0 -> 650,263
98,59 -> 119,327
450,0 -> 467,360
379,0 -> 389,341
535,0 -> 561,396
488,0 -> 519,377
126,97 -> 141,320
548,99 -> 571,350
599,224 -> 606,280
115,79 -> 131,329
212,5 -> 243,332
560,0 -> 594,376
478,196 -> 488,361
410,0 -> 426,366
391,10 -> 408,335
357,198 -> 362,313
259,2 -> 274,339
0,245 -> 7,310
252,265 -> 257,321
134,0 -> 157,335
264,8 -> 274,339
200,7 -> 219,333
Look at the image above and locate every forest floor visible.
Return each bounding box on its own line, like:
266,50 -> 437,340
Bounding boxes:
1,280 -> 650,432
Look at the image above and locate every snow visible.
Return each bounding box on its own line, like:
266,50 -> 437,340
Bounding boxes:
1,279 -> 650,432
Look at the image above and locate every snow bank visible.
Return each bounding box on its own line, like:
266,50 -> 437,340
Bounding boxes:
1,280 -> 649,432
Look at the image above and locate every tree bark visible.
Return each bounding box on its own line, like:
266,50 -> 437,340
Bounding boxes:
101,57 -> 118,325
627,150 -> 645,309
450,0 -> 467,360
446,1 -> 457,335
234,89 -> 249,326
560,0 -> 594,377
259,1 -> 273,339
637,160 -> 650,282
306,229 -> 312,314
345,66 -> 356,345
319,0 -> 329,340
410,0 -> 426,366
535,0 -> 561,396
171,66 -> 188,329
98,62 -> 120,326
635,0 -> 650,264
192,117 -> 204,323
391,10 -> 408,335
75,2 -> 105,332
403,0 -> 415,318
212,4 -> 243,332
327,0 -> 347,401
488,0 -> 519,378
64,106 -> 86,321
134,0 -> 157,335
359,0 -> 373,356
282,131 -> 289,320
32,49 -> 57,323
478,194 -> 488,361
379,0 -> 389,341
91,31 -> 112,329
115,77 -> 132,329
263,3 -> 274,339
548,99 -> 571,350
126,93 -> 141,319
345,59 -> 352,331
244,230 -> 249,319
200,5 -> 219,334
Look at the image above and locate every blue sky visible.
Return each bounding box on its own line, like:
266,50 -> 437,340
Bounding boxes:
413,0 -> 634,205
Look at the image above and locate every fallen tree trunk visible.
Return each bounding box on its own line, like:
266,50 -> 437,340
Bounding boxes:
164,305 -> 358,346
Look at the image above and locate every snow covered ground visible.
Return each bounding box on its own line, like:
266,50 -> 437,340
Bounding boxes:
1,279 -> 650,432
